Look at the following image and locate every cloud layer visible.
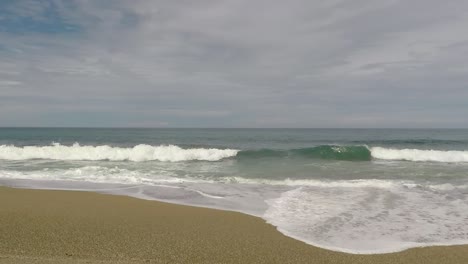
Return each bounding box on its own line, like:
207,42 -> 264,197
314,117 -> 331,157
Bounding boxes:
1,0 -> 468,127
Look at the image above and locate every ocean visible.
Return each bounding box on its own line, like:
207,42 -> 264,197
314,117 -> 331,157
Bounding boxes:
1,128 -> 468,254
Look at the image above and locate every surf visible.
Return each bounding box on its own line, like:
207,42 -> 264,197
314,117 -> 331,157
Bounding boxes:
237,145 -> 372,161
239,146 -> 468,163
370,147 -> 468,163
0,143 -> 239,162
1,143 -> 468,163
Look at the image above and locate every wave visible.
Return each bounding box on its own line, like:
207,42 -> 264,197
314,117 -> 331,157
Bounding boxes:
352,139 -> 467,146
239,146 -> 468,163
0,143 -> 371,162
0,143 -> 239,162
370,147 -> 468,163
1,143 -> 467,163
238,145 -> 372,161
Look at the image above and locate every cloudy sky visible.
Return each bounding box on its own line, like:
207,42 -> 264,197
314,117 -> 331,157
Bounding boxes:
1,0 -> 468,128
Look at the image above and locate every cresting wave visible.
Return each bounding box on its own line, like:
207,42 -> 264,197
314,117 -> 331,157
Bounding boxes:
240,146 -> 468,162
370,147 -> 468,163
0,143 -> 239,162
1,143 -> 468,163
238,145 -> 372,161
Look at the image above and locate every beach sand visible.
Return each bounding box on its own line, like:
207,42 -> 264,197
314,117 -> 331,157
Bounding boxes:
1,187 -> 467,263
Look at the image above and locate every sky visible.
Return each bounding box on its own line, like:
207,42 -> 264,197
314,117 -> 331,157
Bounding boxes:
1,0 -> 468,128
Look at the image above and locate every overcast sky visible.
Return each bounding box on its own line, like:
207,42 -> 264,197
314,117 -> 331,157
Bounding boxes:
1,0 -> 468,128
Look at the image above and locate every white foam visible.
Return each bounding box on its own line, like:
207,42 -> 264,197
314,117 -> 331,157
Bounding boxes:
2,165 -> 468,254
228,177 -> 400,189
0,143 -> 239,162
3,167 -> 463,192
0,167 -> 226,200
264,182 -> 468,254
0,166 -> 200,186
371,147 -> 468,163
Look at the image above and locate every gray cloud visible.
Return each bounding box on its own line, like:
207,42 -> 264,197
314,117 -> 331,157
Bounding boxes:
1,0 -> 468,127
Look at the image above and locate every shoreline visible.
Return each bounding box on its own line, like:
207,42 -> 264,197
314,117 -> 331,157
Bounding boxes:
1,186 -> 468,263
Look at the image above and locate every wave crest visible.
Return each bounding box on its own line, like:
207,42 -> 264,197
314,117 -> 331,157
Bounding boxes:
238,145 -> 468,163
2,143 -> 467,163
238,145 -> 372,161
0,143 -> 239,162
370,147 -> 468,163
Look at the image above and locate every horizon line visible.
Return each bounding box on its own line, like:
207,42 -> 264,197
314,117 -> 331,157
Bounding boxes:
0,127 -> 467,130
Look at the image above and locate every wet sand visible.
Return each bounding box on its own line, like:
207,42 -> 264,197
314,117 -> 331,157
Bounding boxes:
1,187 -> 467,263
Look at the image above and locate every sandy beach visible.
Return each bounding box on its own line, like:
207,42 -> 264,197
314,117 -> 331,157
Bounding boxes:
0,187 -> 467,264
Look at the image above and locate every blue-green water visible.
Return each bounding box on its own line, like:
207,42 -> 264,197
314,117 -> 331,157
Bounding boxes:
1,128 -> 468,253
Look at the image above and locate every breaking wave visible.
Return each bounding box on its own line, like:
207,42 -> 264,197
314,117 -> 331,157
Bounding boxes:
238,145 -> 468,163
238,145 -> 372,161
1,143 -> 467,163
0,143 -> 239,162
370,147 -> 468,163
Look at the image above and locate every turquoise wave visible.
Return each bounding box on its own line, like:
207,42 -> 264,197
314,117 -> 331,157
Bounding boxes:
237,145 -> 371,161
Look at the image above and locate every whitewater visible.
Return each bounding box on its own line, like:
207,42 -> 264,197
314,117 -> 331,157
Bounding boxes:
0,143 -> 239,162
1,128 -> 468,254
1,143 -> 468,163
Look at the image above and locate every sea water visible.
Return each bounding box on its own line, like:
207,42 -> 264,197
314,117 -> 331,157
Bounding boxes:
1,128 -> 468,254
